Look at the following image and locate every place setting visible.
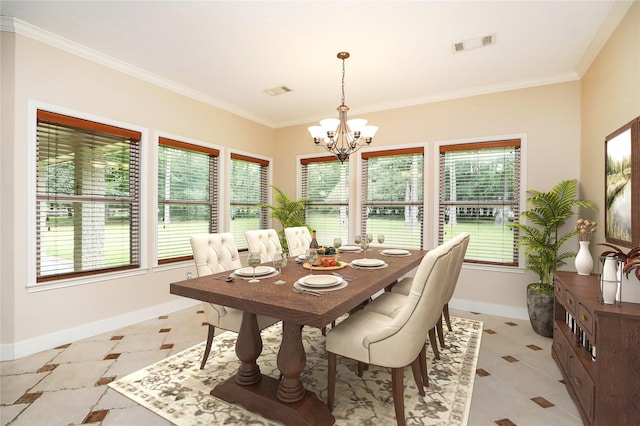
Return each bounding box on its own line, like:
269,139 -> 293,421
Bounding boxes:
293,273 -> 348,295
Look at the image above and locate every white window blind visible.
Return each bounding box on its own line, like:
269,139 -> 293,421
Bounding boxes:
36,110 -> 141,282
300,156 -> 349,246
361,148 -> 424,249
158,137 -> 219,264
439,139 -> 521,265
229,153 -> 269,250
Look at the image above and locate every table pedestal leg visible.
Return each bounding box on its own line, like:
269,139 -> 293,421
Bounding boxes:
211,315 -> 335,425
234,312 -> 262,386
277,320 -> 306,403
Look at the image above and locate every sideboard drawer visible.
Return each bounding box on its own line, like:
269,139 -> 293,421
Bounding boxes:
577,303 -> 594,340
568,355 -> 594,421
564,288 -> 578,316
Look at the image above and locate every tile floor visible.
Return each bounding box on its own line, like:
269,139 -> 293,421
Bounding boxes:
0,306 -> 583,426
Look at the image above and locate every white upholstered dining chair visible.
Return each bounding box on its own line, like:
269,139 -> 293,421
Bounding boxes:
391,233 -> 470,341
361,232 -> 469,384
190,233 -> 279,369
283,226 -> 312,257
326,241 -> 454,426
245,228 -> 283,263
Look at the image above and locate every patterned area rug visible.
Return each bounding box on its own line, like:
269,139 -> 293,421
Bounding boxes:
109,317 -> 482,425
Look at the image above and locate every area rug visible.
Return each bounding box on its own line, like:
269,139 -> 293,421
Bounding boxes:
109,316 -> 482,425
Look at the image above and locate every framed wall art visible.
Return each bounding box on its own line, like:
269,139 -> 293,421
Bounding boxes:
605,116 -> 640,247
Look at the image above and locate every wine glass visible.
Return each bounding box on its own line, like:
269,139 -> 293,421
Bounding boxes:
360,238 -> 370,258
273,252 -> 287,285
247,251 -> 262,283
305,248 -> 318,276
334,237 -> 342,251
367,233 -> 373,243
354,235 -> 362,245
378,234 -> 385,245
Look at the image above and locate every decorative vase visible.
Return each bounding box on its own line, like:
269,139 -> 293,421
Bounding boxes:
575,241 -> 593,275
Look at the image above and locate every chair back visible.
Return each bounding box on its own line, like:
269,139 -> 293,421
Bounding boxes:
284,226 -> 312,257
190,233 -> 242,277
442,232 -> 470,303
364,242 -> 454,367
245,229 -> 283,262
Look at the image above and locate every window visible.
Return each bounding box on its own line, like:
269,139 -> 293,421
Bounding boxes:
300,156 -> 349,246
229,153 -> 269,250
36,110 -> 141,282
157,137 -> 219,264
361,148 -> 424,249
439,139 -> 521,266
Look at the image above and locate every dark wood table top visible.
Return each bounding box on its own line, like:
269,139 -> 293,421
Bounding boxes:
171,249 -> 427,329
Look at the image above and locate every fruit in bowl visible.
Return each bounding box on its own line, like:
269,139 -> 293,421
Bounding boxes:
316,246 -> 338,267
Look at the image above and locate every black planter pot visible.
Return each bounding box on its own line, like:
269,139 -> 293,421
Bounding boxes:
526,283 -> 554,337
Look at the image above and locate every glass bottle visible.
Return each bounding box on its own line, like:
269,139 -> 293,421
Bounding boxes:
310,230 -> 320,249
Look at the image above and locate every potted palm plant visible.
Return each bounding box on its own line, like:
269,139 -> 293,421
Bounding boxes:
512,179 -> 595,337
258,185 -> 309,253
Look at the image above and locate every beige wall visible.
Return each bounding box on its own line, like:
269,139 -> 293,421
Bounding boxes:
581,1 -> 640,239
1,34 -> 275,358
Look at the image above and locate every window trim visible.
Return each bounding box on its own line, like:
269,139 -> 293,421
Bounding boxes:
227,150 -> 272,250
27,101 -> 148,290
155,134 -> 223,266
358,146 -> 426,250
433,134 -> 527,270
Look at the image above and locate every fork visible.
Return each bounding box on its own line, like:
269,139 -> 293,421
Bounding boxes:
332,272 -> 354,281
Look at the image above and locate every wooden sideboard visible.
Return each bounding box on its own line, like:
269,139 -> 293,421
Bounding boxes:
552,270 -> 640,425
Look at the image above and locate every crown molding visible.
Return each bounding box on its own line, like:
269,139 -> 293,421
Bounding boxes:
1,16 -> 274,128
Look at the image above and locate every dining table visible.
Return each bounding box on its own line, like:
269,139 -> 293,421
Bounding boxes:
170,247 -> 428,426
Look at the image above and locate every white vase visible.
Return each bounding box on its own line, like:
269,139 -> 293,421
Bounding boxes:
575,241 -> 593,275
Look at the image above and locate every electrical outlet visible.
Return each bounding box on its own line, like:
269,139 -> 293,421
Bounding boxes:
187,272 -> 192,279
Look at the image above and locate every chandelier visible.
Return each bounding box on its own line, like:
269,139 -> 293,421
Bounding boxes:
308,52 -> 378,163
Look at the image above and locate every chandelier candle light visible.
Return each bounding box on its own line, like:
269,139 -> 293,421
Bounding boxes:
308,52 -> 378,163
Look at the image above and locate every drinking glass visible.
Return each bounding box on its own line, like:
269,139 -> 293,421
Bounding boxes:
354,235 -> 362,245
247,251 -> 262,283
305,248 -> 318,276
360,239 -> 370,258
334,237 -> 342,251
367,233 -> 373,243
378,234 -> 385,245
273,252 -> 287,285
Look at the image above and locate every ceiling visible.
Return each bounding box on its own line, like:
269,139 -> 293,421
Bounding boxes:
1,1 -> 633,128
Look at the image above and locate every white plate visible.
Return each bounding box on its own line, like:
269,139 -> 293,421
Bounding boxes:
340,245 -> 361,252
234,266 -> 275,277
352,258 -> 386,267
298,274 -> 343,288
381,249 -> 411,256
297,254 -> 307,261
294,280 -> 347,292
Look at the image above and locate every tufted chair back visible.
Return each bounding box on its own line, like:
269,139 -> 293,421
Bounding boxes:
284,226 -> 312,257
190,232 -> 242,277
245,229 -> 283,262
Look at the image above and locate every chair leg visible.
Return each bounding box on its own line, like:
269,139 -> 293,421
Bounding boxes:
428,327 -> 440,360
436,316 -> 446,348
200,324 -> 215,370
419,343 -> 428,387
328,352 -> 336,411
357,361 -> 365,377
410,357 -> 425,396
391,367 -> 406,426
443,303 -> 452,331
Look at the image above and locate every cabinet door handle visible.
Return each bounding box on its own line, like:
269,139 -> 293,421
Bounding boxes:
574,377 -> 582,388
567,298 -> 573,305
580,314 -> 588,322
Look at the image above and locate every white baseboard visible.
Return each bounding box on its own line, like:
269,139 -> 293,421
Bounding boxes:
449,297 -> 529,321
1,298 -> 200,361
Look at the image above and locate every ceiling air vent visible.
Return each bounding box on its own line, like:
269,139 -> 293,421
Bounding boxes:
452,33 -> 496,53
264,85 -> 292,96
